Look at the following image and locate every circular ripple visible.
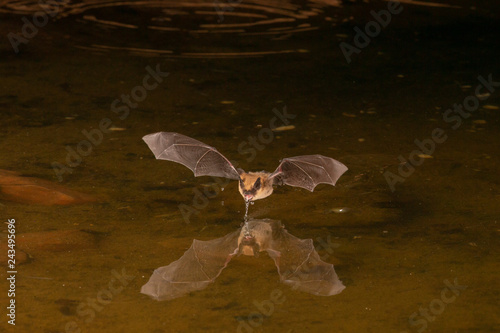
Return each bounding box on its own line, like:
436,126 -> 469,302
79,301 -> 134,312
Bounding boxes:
1,0 -> 344,57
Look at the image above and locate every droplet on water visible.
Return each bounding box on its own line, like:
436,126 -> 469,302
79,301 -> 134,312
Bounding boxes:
331,207 -> 350,213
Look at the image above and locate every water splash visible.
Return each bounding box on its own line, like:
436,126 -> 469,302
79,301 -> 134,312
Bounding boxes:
244,200 -> 250,223
243,199 -> 255,227
242,217 -> 251,237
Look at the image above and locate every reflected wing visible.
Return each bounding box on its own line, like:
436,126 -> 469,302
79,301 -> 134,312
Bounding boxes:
141,230 -> 240,301
270,155 -> 347,191
143,132 -> 240,180
266,226 -> 345,296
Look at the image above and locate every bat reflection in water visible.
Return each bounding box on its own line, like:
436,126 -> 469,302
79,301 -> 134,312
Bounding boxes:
142,132 -> 348,202
141,219 -> 345,301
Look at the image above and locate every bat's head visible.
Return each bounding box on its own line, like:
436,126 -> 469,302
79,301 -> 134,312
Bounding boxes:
238,234 -> 260,256
238,172 -> 273,201
238,220 -> 273,256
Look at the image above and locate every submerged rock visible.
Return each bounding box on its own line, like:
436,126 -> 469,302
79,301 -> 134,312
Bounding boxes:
0,169 -> 97,205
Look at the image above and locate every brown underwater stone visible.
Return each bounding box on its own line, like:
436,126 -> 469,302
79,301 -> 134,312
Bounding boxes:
0,169 -> 97,205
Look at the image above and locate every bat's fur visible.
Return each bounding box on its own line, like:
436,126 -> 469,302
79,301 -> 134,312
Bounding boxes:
238,220 -> 273,256
238,171 -> 274,201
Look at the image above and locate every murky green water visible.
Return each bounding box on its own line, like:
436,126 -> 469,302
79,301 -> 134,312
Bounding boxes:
1,0 -> 499,332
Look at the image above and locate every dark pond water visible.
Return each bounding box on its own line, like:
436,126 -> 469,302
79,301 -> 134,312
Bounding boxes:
0,0 -> 499,332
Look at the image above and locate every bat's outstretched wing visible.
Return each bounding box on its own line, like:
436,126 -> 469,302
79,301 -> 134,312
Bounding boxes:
141,230 -> 240,301
266,223 -> 345,296
269,155 -> 347,191
143,132 -> 241,180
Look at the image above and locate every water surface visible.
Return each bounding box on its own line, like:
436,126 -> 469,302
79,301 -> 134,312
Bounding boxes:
0,0 -> 499,332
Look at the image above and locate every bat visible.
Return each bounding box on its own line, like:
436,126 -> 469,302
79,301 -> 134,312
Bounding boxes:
140,219 -> 345,301
142,132 -> 348,202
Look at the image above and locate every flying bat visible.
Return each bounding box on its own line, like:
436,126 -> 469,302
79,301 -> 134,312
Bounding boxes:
140,219 -> 345,301
142,132 -> 348,201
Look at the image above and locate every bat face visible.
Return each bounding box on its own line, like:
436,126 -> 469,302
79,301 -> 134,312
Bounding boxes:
238,172 -> 274,201
238,235 -> 259,256
238,221 -> 273,255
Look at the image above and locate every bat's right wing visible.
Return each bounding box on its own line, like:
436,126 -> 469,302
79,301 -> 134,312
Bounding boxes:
141,229 -> 240,301
266,223 -> 345,296
143,132 -> 241,180
269,155 -> 347,191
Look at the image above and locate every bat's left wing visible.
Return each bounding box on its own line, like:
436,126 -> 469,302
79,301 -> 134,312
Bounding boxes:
141,229 -> 240,301
266,223 -> 345,296
142,132 -> 241,180
269,155 -> 347,191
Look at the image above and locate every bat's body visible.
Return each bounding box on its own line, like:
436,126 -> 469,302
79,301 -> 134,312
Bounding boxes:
143,132 -> 348,202
141,219 -> 345,301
